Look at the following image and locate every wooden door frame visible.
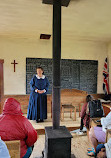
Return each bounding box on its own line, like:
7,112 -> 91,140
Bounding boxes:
0,59 -> 4,114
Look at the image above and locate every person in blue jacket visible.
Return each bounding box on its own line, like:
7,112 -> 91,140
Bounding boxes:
27,67 -> 49,123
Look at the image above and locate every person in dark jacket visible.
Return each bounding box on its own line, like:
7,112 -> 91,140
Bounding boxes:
0,98 -> 37,158
77,95 -> 93,135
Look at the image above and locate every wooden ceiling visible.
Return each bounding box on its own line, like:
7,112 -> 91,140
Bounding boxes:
0,0 -> 111,42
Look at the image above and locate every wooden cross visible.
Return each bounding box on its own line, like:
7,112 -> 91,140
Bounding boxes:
11,60 -> 18,72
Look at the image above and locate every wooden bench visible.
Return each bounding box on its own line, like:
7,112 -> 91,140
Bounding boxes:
50,89 -> 87,118
106,129 -> 111,142
61,104 -> 76,121
21,105 -> 28,114
5,140 -> 20,158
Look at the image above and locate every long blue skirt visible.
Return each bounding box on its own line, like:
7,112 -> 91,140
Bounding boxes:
27,92 -> 47,120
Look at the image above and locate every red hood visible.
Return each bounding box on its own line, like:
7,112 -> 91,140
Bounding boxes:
3,98 -> 22,115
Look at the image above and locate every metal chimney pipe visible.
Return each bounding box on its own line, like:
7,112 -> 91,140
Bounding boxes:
52,0 -> 61,129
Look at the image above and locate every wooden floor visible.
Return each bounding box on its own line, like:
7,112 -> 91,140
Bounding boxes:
30,133 -> 92,158
71,133 -> 92,158
24,112 -> 81,134
24,112 -> 92,158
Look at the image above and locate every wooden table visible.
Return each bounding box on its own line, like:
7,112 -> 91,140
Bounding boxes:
61,104 -> 76,121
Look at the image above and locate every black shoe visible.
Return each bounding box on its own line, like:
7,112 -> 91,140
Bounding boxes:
36,119 -> 40,123
42,150 -> 44,157
40,119 -> 44,122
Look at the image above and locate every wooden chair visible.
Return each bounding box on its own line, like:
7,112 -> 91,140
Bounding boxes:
106,129 -> 111,142
90,118 -> 101,127
61,103 -> 76,121
5,140 -> 20,158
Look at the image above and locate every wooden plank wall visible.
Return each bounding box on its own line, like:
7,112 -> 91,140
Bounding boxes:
1,89 -> 104,114
1,94 -> 52,114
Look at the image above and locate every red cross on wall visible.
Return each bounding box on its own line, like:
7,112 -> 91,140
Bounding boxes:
11,60 -> 18,72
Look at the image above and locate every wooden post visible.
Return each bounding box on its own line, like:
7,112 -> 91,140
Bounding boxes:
52,0 -> 61,129
42,0 -> 71,129
42,2 -> 72,158
0,59 -> 4,114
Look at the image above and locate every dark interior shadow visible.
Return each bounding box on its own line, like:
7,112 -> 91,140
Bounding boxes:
71,154 -> 76,158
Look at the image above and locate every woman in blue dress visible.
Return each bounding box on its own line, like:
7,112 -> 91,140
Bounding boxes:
27,67 -> 49,123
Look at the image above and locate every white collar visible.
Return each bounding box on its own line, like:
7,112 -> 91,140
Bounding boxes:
36,75 -> 45,79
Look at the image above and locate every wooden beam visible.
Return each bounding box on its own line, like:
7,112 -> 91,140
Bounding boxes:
52,0 -> 61,129
0,59 -> 4,64
0,59 -> 4,114
37,126 -> 80,135
42,0 -> 71,7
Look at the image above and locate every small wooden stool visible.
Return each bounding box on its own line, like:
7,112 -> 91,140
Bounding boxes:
61,104 -> 76,121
